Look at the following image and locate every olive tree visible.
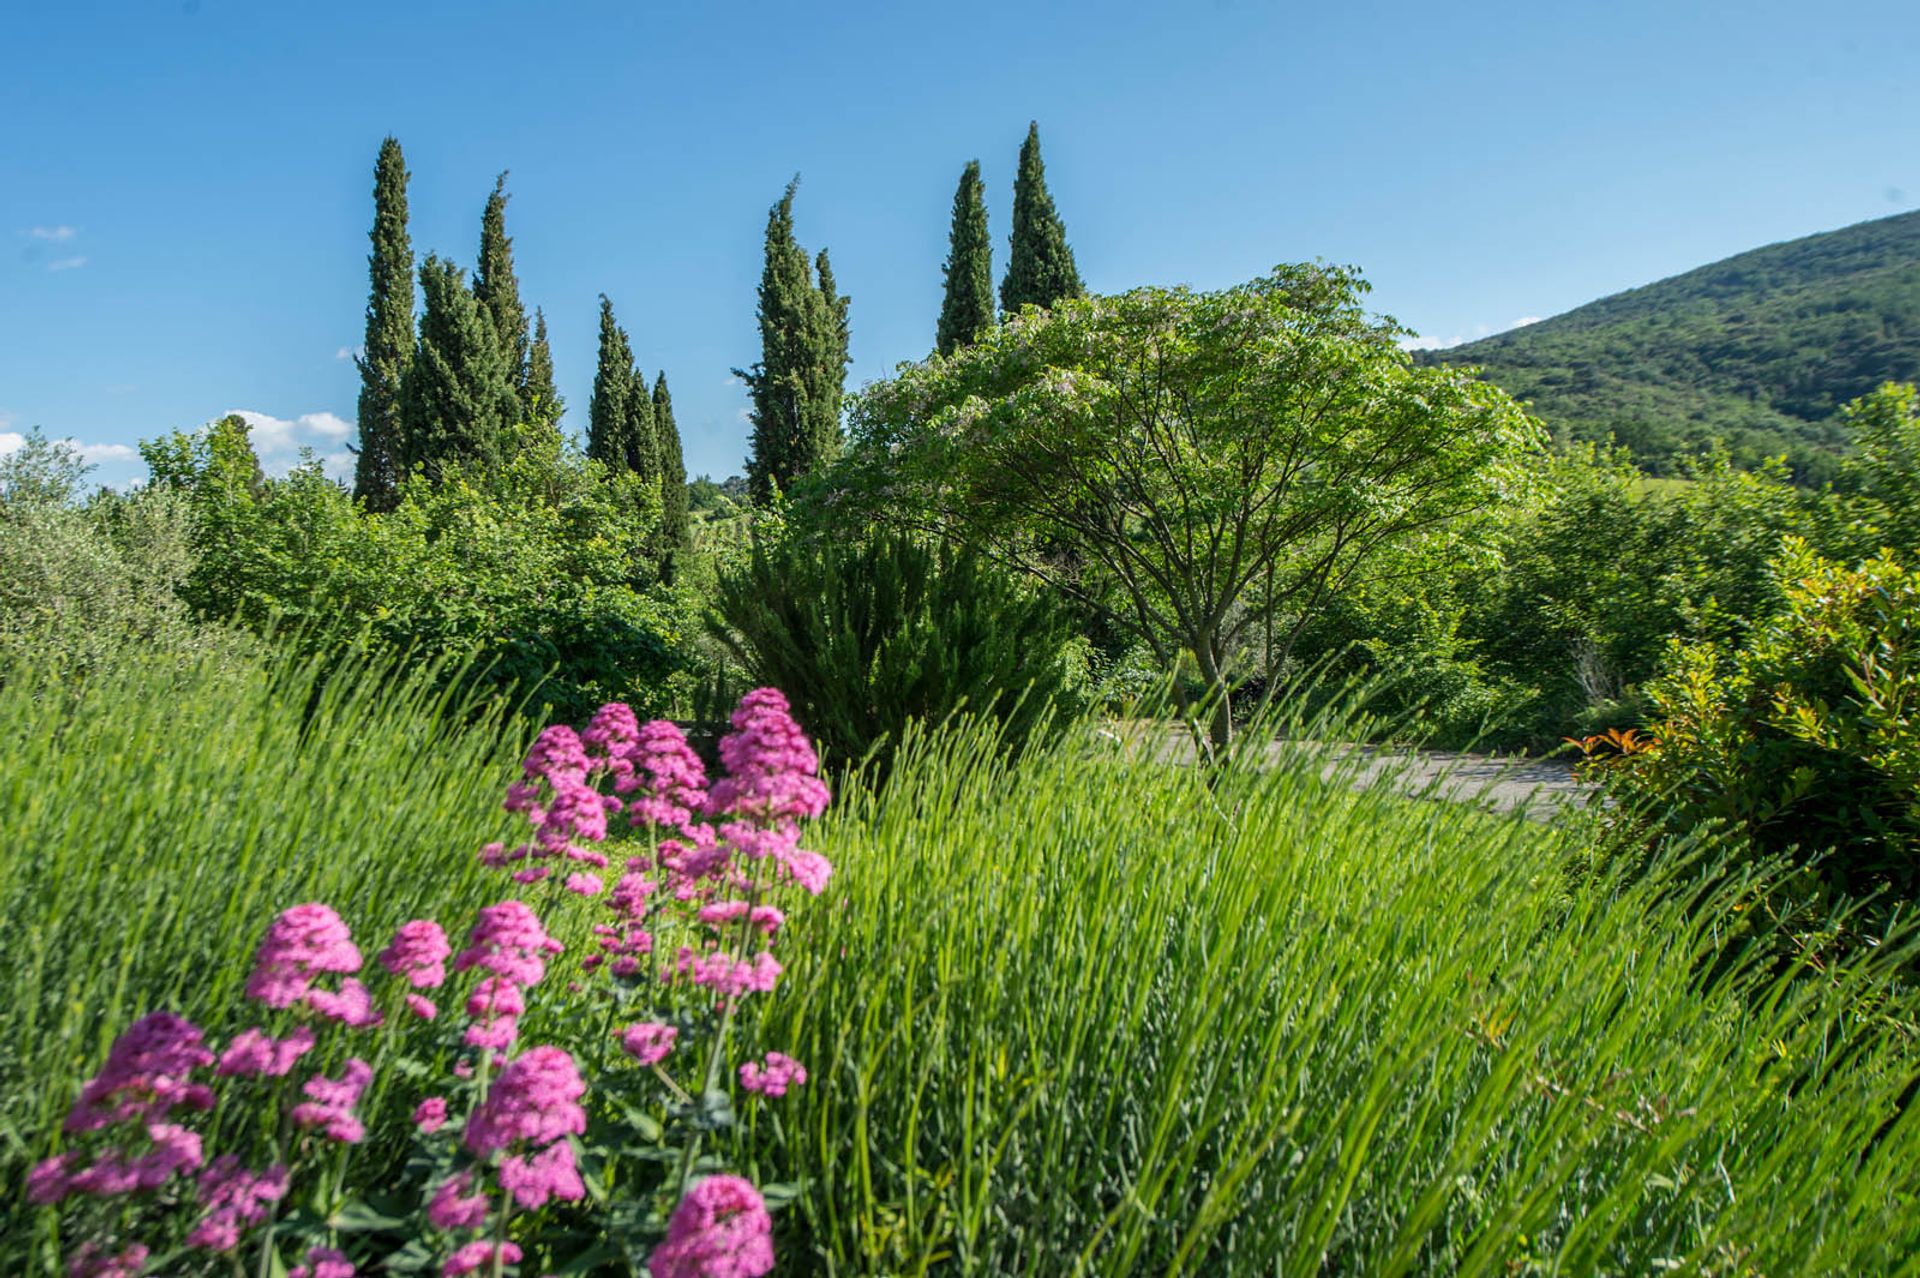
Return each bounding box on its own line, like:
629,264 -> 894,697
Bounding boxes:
841,264 -> 1545,747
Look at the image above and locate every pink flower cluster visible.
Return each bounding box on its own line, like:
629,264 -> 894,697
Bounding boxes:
620,719 -> 711,834
620,1020 -> 678,1066
738,1053 -> 808,1099
217,1025 -> 316,1079
433,1045 -> 589,1216
289,1058 -> 373,1144
647,1175 -> 776,1278
64,1243 -> 150,1278
187,1156 -> 290,1251
489,723 -> 620,885
451,901 -> 562,1054
290,1246 -> 356,1278
244,904 -> 376,1026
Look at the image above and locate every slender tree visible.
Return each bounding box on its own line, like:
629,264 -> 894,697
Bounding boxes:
623,350 -> 659,483
652,371 -> 690,557
936,160 -> 994,355
473,172 -> 530,414
400,255 -> 516,478
524,308 -> 562,421
737,181 -> 849,502
588,296 -> 634,471
353,136 -> 414,510
1001,122 -> 1084,314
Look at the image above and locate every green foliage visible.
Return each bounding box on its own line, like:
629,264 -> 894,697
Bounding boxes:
1600,542 -> 1920,925
737,181 -> 849,503
1000,121 -> 1083,313
353,136 -> 414,511
847,263 -> 1545,745
652,371 -> 691,566
1837,380 -> 1920,554
588,294 -> 636,472
710,526 -> 1088,769
936,159 -> 994,354
524,307 -> 563,422
472,171 -> 531,415
402,255 -> 518,479
1433,208 -> 1920,480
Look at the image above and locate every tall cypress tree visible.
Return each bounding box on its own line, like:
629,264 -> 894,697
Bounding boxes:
652,371 -> 689,555
473,172 -> 530,416
588,296 -> 634,472
737,181 -> 848,503
400,255 -> 516,479
1000,122 -> 1084,314
524,308 -> 562,422
353,137 -> 414,510
623,351 -> 659,483
936,160 -> 994,355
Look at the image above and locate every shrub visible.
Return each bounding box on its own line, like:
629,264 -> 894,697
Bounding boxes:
711,526 -> 1088,769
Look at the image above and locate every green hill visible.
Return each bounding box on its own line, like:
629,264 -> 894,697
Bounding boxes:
1427,208 -> 1920,482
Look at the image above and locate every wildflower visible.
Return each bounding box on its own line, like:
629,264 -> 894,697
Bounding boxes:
306,977 -> 381,1028
27,1153 -> 77,1204
566,871 -> 605,897
64,1011 -> 215,1133
290,1247 -> 355,1278
498,1138 -> 585,1209
464,1046 -> 586,1155
707,689 -> 830,824
583,701 -> 642,771
454,901 -> 563,988
217,1025 -> 316,1078
290,1058 -> 373,1145
621,720 -> 710,834
697,901 -> 784,937
738,1052 -> 808,1098
187,1156 -> 289,1251
245,904 -> 362,1010
443,1241 -> 521,1278
463,975 -> 524,1051
426,1170 -> 490,1231
64,1243 -> 149,1278
379,920 -> 451,988
407,994 -> 439,1020
413,1096 -> 448,1134
609,868 -> 655,917
646,1175 -> 775,1278
671,947 -> 782,998
620,1021 -> 678,1066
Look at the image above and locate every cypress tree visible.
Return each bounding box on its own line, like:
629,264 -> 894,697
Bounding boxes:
473,172 -> 530,416
936,160 -> 994,355
623,350 -> 659,483
652,371 -> 689,555
1000,122 -> 1084,314
400,255 -> 516,479
353,137 -> 413,510
588,296 -> 634,472
524,308 -> 562,422
737,181 -> 849,503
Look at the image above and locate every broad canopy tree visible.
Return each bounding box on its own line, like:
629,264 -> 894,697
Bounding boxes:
845,264 -> 1545,747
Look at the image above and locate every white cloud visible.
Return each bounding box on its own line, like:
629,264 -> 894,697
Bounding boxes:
0,431 -> 24,457
77,441 -> 140,464
335,345 -> 362,362
28,225 -> 77,242
1509,315 -> 1543,329
1399,333 -> 1465,352
227,409 -> 357,481
47,255 -> 88,272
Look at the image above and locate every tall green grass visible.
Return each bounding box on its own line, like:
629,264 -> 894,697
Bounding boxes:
754,717 -> 1920,1275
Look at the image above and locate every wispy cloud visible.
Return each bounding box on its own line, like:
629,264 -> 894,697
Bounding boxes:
27,225 -> 77,242
334,345 -> 363,362
47,255 -> 88,272
0,431 -> 24,458
77,441 -> 140,464
228,409 -> 357,481
1399,314 -> 1544,353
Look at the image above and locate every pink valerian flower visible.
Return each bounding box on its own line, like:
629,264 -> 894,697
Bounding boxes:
566,871 -> 604,897
463,976 -> 524,1050
454,901 -> 563,988
646,1175 -> 776,1278
586,919 -> 654,978
583,702 -> 642,775
407,994 -> 439,1020
669,947 -> 782,999
289,1058 -> 373,1144
443,1241 -> 522,1278
51,1120 -> 205,1200
697,900 -> 785,938
620,1021 -> 678,1066
379,920 -> 451,988
620,720 -> 710,834
657,829 -> 731,896
413,1096 -> 449,1134
498,1138 -> 586,1209
63,1011 -> 216,1133
217,1025 -> 316,1078
289,1247 -> 355,1278
464,1046 -> 587,1155
707,689 -> 830,825
512,866 -> 552,884
515,725 -> 591,791
305,977 -> 381,1028
609,867 -> 656,918
739,1052 -> 808,1099
64,1243 -> 150,1278
28,1153 -> 78,1204
427,1170 -> 490,1231
187,1156 -> 289,1251
245,904 -> 362,1010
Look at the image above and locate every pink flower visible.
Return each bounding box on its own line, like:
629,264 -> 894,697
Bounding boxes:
427,1170 -> 490,1231
289,1247 -> 355,1278
646,1175 -> 775,1278
413,1096 -> 448,1134
697,901 -> 784,937
566,872 -> 604,897
609,869 -> 656,918
64,1011 -> 215,1133
465,977 -> 526,1020
64,1243 -> 149,1278
464,1046 -> 587,1156
245,904 -> 362,1010
379,920 -> 451,989
217,1025 -> 316,1078
306,977 -> 381,1028
738,1052 -> 808,1099
707,689 -> 830,824
28,1152 -> 77,1204
187,1157 -> 289,1251
442,1242 -> 521,1277
407,994 -> 439,1020
454,901 -> 563,988
289,1059 -> 372,1145
583,702 -> 642,768
620,1021 -> 678,1066
670,948 -> 782,998
519,724 -> 590,787
621,720 -> 710,834
498,1139 -> 585,1209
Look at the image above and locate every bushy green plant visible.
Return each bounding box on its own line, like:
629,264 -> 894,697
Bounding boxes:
711,525 -> 1087,768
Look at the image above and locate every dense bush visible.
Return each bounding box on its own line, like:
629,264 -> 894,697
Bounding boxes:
711,525 -> 1088,769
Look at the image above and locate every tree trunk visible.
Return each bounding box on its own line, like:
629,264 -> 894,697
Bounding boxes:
1190,636 -> 1234,753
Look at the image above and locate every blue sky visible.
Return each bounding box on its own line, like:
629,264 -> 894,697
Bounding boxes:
4,0 -> 1917,487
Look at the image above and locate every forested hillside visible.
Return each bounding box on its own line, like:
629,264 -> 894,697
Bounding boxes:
1432,208 -> 1920,480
